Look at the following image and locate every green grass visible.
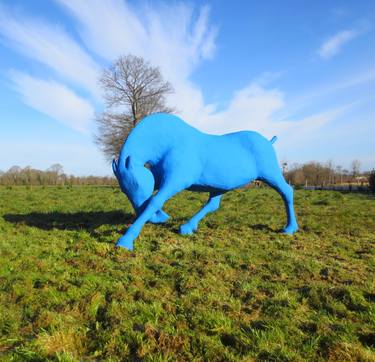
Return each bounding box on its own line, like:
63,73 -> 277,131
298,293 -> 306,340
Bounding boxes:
0,186 -> 374,361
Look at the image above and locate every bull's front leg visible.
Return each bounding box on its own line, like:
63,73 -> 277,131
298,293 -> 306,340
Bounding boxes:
117,181 -> 186,250
117,194 -> 169,250
179,192 -> 222,234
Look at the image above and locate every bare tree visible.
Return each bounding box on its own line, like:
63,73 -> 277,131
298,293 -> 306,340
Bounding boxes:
351,159 -> 361,181
95,54 -> 174,161
47,164 -> 64,175
336,165 -> 343,184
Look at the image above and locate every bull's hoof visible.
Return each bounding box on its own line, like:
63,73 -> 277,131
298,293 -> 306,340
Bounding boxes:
282,224 -> 298,235
179,222 -> 197,235
116,235 -> 134,250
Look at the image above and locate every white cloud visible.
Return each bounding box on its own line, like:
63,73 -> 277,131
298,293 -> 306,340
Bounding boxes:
194,81 -> 348,156
279,109 -> 375,169
0,4 -> 101,99
56,0 -> 148,61
194,83 -> 286,135
56,0 -> 216,74
56,0 -> 217,122
318,29 -> 359,59
1,0 -> 218,134
11,72 -> 95,133
328,67 -> 375,90
274,67 -> 375,122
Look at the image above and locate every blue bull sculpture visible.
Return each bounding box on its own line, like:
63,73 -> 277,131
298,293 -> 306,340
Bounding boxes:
112,113 -> 298,250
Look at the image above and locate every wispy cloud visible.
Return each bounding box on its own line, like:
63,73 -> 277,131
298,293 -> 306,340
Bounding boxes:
281,106 -> 375,167
194,80 -> 351,154
318,29 -> 360,59
1,0 -> 218,132
56,0 -> 217,122
56,0 -> 216,76
11,72 -> 95,133
196,83 -> 286,135
0,4 -> 101,100
275,67 -> 375,121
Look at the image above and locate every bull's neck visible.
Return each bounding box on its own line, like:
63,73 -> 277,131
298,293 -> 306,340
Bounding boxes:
119,136 -> 163,166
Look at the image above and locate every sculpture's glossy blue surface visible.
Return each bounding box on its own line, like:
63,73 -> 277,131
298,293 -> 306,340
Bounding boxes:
113,113 -> 298,250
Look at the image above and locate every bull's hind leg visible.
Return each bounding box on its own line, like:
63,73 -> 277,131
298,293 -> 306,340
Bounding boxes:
179,192 -> 222,235
261,173 -> 298,234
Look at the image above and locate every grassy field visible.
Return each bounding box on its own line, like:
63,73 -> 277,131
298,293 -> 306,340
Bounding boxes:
0,185 -> 374,361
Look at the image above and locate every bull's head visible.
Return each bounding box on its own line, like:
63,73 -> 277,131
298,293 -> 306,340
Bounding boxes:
112,157 -> 154,216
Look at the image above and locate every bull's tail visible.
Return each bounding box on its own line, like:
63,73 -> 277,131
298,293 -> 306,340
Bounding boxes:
270,136 -> 277,144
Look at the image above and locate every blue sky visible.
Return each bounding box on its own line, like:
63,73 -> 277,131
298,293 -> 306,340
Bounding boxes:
0,0 -> 374,176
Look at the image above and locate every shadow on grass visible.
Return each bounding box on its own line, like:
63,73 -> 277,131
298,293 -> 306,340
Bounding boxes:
3,211 -> 134,231
250,223 -> 276,232
4,212 -> 282,238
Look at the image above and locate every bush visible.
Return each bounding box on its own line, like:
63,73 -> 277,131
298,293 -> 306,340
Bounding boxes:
369,171 -> 375,193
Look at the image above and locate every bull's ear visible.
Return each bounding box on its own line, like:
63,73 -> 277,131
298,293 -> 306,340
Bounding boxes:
112,159 -> 119,179
125,156 -> 134,170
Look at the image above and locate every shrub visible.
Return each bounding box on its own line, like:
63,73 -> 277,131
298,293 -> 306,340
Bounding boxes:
369,170 -> 375,193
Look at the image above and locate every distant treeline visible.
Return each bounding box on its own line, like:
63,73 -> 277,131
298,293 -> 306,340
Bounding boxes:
0,164 -> 116,186
283,160 -> 371,187
1,161 -> 374,190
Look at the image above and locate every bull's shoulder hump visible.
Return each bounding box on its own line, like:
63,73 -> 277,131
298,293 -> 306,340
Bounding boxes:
223,130 -> 260,137
137,113 -> 199,133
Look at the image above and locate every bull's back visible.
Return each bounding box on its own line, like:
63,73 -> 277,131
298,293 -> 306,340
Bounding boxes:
197,130 -> 278,190
196,132 -> 256,190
